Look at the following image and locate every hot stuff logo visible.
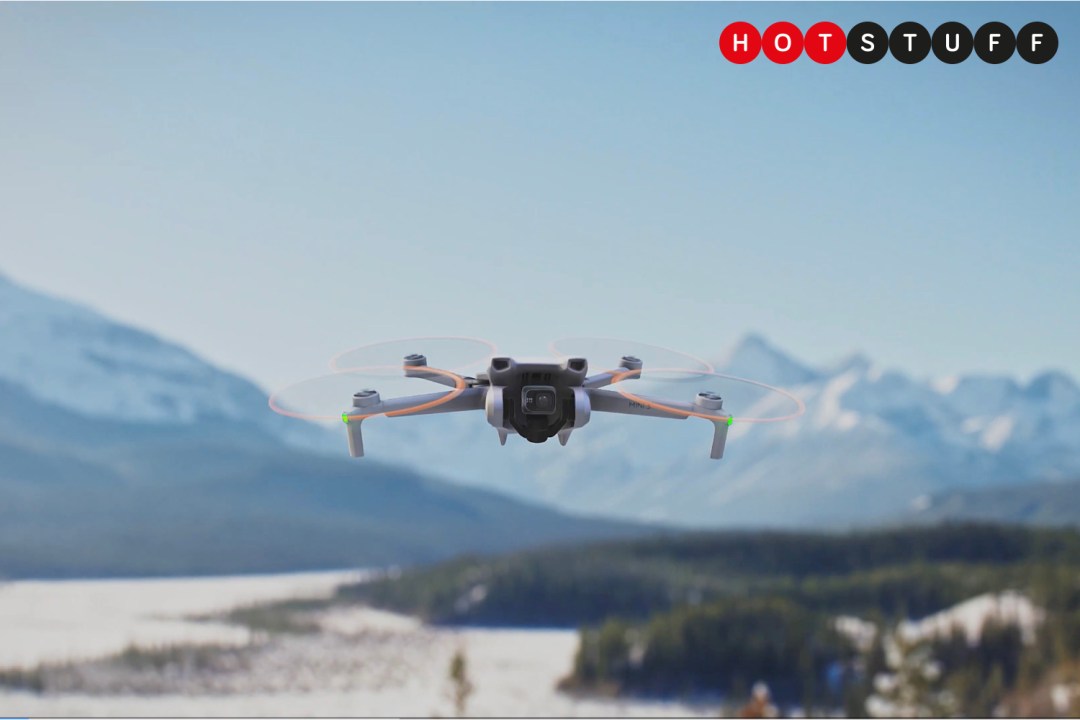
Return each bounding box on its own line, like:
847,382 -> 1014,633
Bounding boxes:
719,21 -> 1058,64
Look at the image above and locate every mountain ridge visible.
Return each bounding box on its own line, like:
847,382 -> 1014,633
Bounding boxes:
904,477 -> 1080,527
3,271 -> 1079,531
0,274 -> 653,578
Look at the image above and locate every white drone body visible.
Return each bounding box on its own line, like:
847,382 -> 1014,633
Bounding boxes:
342,354 -> 732,459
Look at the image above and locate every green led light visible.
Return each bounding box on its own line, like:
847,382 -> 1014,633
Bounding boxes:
727,416 -> 734,426
342,413 -> 349,425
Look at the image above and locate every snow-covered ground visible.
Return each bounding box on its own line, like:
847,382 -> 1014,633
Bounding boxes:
0,571 -> 712,717
836,590 -> 1044,654
898,590 -> 1044,645
0,570 -> 365,669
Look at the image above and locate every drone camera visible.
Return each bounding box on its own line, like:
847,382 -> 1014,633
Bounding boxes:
522,385 -> 558,415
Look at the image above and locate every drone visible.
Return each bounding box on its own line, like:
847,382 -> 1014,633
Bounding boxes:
342,353 -> 733,460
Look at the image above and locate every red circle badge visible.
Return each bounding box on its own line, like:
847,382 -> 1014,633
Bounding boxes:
804,22 -> 847,63
762,21 -> 804,63
719,22 -> 762,64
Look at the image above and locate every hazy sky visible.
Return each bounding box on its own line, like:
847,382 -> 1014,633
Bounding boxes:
1,3 -> 1077,390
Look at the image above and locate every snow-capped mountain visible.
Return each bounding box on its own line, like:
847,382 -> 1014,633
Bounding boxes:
4,270 -> 1078,530
0,271 -> 271,425
0,272 -> 335,452
0,273 -> 645,577
360,335 -> 1080,528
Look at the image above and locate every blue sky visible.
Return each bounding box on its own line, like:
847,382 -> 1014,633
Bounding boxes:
1,3 -> 1077,390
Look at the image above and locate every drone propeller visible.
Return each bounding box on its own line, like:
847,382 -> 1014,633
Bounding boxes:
549,337 -> 714,376
330,336 -> 497,374
607,367 -> 806,424
270,336 -> 496,450
268,364 -> 469,424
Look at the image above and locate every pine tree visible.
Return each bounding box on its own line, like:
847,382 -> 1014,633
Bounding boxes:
448,648 -> 474,717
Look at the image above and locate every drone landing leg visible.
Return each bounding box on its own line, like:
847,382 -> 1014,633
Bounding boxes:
346,418 -> 365,457
557,428 -> 572,446
710,420 -> 729,460
497,429 -> 508,446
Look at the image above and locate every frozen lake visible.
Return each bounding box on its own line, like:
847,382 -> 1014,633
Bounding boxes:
0,571 -> 712,717
0,570 -> 364,669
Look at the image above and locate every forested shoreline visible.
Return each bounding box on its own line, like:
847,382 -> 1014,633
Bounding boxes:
341,523 -> 1080,714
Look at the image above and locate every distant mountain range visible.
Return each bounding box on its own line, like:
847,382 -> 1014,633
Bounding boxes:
0,273 -> 646,578
905,478 -> 1080,527
4,271 -> 1079,547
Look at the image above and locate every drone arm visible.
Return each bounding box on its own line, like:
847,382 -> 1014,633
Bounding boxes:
586,389 -> 691,419
382,387 -> 486,417
404,365 -> 463,389
346,387 -> 486,420
583,357 -> 645,389
344,387 -> 487,457
587,389 -> 731,459
583,371 -> 625,389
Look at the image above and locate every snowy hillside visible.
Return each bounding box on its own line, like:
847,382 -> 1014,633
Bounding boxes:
0,272 -> 336,453
0,273 -> 272,424
0,273 -> 647,577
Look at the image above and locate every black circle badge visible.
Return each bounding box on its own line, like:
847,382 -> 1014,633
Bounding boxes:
1017,22 -> 1058,64
932,22 -> 974,64
847,21 -> 889,64
975,22 -> 1016,63
890,22 -> 932,64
